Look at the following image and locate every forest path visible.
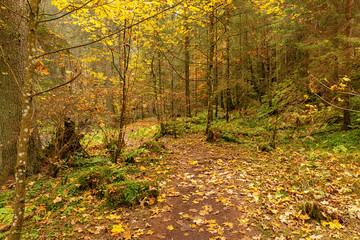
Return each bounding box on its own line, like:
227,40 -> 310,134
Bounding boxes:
126,133 -> 264,240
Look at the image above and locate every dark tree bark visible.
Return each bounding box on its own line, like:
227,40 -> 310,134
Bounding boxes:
0,0 -> 26,185
206,9 -> 215,135
184,7 -> 191,118
225,8 -> 234,122
0,0 -> 39,185
342,0 -> 353,130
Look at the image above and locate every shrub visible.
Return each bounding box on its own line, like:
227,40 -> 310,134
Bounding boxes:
122,148 -> 148,164
141,141 -> 165,153
74,166 -> 126,197
105,181 -> 159,208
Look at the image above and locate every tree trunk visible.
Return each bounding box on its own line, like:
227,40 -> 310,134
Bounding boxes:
104,60 -> 116,124
184,8 -> 191,118
195,68 -> 198,116
0,0 -> 26,185
9,0 -> 40,238
0,0 -> 40,185
114,21 -> 130,162
225,8 -> 233,122
214,38 -> 219,119
267,43 -> 273,109
342,0 -> 352,130
171,72 -> 175,118
206,9 -> 215,135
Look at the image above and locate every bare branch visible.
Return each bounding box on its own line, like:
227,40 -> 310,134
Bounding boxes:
313,92 -> 360,113
159,50 -> 185,80
31,72 -> 81,97
36,1 -> 183,58
38,0 -> 95,24
309,74 -> 360,98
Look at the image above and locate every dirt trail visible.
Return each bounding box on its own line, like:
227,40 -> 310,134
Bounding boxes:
130,134 -> 264,240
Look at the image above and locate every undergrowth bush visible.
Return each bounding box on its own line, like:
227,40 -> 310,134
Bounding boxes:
105,180 -> 159,208
121,148 -> 149,164
128,125 -> 159,140
141,141 -> 165,153
0,206 -> 13,224
73,166 -> 126,197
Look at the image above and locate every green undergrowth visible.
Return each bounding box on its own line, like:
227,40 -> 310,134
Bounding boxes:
300,129 -> 360,152
161,109 -> 360,155
0,142 -> 168,239
128,125 -> 159,140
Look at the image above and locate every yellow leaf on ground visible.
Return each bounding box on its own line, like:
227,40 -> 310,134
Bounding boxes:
111,224 -> 125,234
223,222 -> 234,228
189,160 -> 198,165
167,225 -> 174,230
106,214 -> 121,220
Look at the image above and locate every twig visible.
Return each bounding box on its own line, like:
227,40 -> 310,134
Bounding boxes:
0,2 -> 28,20
313,92 -> 360,113
309,73 -> 360,98
36,1 -> 183,58
0,45 -> 23,95
38,0 -> 95,23
159,50 -> 185,80
31,72 -> 81,97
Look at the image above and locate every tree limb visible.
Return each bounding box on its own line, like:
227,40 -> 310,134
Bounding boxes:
36,1 -> 183,58
31,72 -> 81,97
38,0 -> 95,24
313,92 -> 360,113
309,73 -> 360,98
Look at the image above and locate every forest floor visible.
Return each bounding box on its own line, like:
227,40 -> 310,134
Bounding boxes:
132,133 -> 264,240
127,132 -> 360,240
1,118 -> 360,239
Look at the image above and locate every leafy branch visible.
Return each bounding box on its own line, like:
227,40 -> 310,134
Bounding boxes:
36,1 -> 183,59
